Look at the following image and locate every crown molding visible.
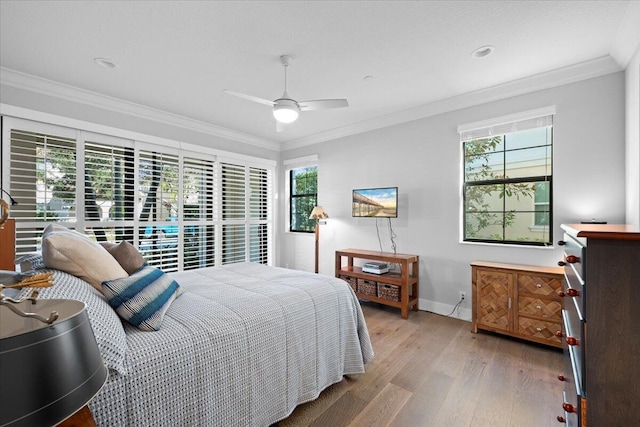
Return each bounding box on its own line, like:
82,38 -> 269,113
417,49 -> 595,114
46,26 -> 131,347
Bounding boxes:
280,55 -> 622,151
0,67 -> 280,151
1,54 -> 623,154
610,1 -> 640,69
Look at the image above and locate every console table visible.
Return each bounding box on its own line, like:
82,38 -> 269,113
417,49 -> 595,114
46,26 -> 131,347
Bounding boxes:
335,248 -> 419,318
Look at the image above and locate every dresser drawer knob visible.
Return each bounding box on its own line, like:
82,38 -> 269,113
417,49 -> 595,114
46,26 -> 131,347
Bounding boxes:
566,288 -> 579,297
566,337 -> 580,346
536,284 -> 542,288
536,327 -> 542,332
536,305 -> 542,310
558,240 -> 566,246
555,330 -> 564,338
557,415 -> 566,423
557,374 -> 566,381
562,402 -> 577,413
558,261 -> 566,267
566,255 -> 579,263
558,289 -> 579,298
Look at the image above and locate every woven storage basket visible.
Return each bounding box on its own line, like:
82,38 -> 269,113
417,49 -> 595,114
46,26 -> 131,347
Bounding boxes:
357,278 -> 377,296
378,283 -> 400,302
339,275 -> 358,292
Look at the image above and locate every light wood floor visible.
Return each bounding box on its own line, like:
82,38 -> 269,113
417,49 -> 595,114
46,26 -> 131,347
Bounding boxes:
277,301 -> 563,427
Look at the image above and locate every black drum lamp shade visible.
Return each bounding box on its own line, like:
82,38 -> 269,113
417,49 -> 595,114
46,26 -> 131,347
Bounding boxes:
0,299 -> 107,426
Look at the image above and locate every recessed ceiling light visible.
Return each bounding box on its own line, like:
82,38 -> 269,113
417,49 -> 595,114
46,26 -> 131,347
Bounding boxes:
94,57 -> 117,69
471,45 -> 495,59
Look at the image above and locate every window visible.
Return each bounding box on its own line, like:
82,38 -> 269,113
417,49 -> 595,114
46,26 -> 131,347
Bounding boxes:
460,108 -> 553,246
3,117 -> 274,269
289,165 -> 317,232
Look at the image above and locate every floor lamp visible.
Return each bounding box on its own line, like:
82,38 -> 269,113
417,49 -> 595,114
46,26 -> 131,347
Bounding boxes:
309,206 -> 329,274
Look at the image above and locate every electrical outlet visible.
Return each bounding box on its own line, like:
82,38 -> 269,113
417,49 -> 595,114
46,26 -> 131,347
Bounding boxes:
459,291 -> 467,301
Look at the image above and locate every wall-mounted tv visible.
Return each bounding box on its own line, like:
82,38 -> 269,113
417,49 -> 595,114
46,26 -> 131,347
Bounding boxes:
352,187 -> 398,218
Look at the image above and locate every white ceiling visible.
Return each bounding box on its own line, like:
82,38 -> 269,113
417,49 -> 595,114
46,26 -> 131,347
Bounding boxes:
1,1 -> 639,150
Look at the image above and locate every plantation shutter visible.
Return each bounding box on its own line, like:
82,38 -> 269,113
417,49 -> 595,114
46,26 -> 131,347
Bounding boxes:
84,139 -> 135,243
182,156 -> 217,270
3,116 -> 274,268
138,148 -> 180,272
9,127 -> 77,253
221,162 -> 246,264
249,167 -> 270,264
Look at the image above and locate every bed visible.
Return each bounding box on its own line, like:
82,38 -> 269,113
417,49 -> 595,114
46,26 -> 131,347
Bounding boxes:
18,258 -> 374,426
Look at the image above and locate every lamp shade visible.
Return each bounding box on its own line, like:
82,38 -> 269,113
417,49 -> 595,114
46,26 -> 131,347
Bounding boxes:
309,206 -> 329,220
0,299 -> 107,427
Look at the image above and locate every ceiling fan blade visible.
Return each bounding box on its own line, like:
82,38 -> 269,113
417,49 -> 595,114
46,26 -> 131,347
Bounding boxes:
297,99 -> 348,111
223,89 -> 275,107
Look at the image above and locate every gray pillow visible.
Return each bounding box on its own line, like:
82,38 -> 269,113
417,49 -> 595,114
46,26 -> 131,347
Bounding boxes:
103,241 -> 146,275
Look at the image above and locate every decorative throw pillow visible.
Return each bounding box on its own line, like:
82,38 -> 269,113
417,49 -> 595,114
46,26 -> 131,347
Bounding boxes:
41,224 -> 128,293
102,240 -> 146,275
102,265 -> 183,331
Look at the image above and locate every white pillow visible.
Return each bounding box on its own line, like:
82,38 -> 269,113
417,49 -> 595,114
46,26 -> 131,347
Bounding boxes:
42,224 -> 127,292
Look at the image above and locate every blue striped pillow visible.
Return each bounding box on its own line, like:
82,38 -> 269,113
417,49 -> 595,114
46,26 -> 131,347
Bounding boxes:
102,265 -> 183,331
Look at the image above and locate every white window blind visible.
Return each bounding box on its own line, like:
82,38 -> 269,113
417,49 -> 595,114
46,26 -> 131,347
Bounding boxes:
84,140 -> 135,244
3,116 -> 274,269
9,129 -> 78,253
458,106 -> 556,142
182,156 -> 217,270
138,149 -> 180,271
249,167 -> 271,264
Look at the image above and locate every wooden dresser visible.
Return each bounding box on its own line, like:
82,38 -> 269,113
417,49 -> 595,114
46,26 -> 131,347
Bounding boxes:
471,261 -> 564,348
557,224 -> 640,426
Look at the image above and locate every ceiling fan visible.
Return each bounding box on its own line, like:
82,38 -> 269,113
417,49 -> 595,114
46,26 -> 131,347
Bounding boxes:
223,55 -> 348,128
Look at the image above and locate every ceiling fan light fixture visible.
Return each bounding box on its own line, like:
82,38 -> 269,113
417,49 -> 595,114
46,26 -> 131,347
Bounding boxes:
273,99 -> 299,123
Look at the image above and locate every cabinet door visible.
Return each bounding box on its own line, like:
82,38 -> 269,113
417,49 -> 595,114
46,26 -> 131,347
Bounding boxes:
476,269 -> 512,332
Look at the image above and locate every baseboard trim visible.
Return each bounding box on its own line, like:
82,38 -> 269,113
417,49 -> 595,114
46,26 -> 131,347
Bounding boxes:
418,298 -> 472,322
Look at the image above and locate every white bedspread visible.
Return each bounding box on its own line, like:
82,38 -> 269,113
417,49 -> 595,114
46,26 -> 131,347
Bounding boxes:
89,262 -> 374,426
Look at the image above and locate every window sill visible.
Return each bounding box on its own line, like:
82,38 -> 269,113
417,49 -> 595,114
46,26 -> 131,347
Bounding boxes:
460,240 -> 556,249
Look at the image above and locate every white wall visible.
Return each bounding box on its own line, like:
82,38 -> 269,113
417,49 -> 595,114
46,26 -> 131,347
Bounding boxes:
279,72 -> 626,320
625,44 -> 640,225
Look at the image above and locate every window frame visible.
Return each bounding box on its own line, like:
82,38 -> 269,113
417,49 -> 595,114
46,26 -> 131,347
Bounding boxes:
284,156 -> 318,234
459,109 -> 554,247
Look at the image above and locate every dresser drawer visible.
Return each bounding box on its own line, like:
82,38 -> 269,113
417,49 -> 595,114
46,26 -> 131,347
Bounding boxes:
518,296 -> 562,319
563,268 -> 584,322
517,317 -> 562,344
561,329 -> 584,427
562,233 -> 585,282
562,308 -> 584,389
517,274 -> 562,297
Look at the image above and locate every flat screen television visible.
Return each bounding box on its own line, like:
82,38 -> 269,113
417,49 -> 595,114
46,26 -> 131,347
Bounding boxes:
352,187 -> 398,218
